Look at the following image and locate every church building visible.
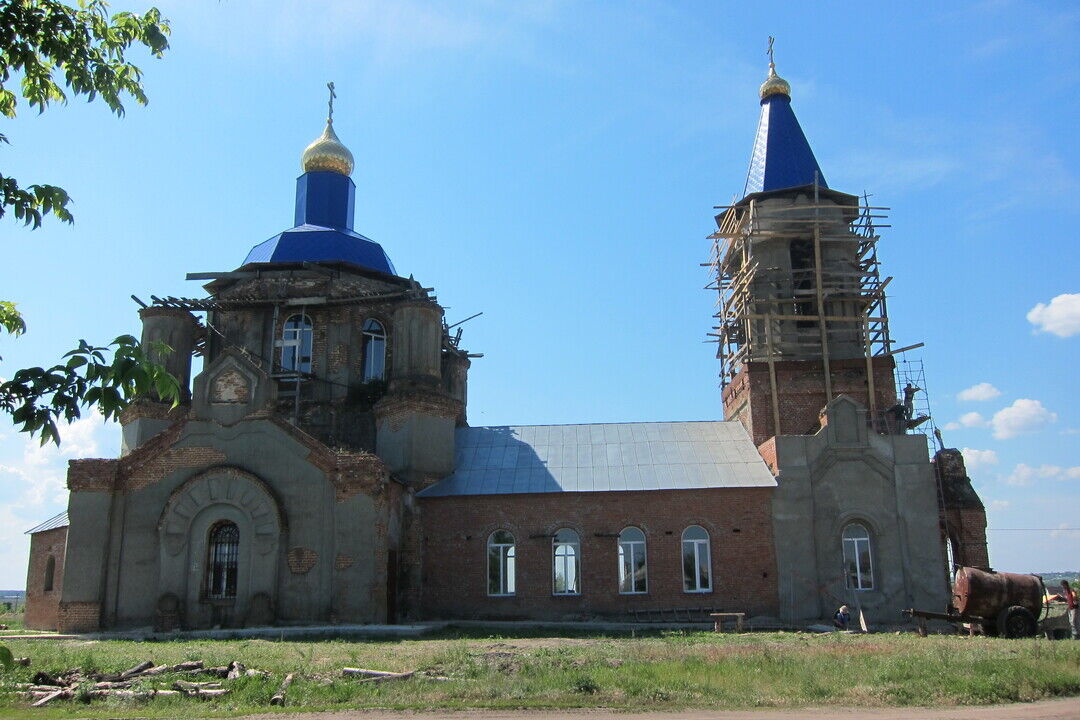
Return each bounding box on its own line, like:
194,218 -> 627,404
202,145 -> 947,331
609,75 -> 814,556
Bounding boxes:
25,56 -> 987,632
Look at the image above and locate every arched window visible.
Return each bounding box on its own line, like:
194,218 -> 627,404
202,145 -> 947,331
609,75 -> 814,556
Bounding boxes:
43,555 -> 55,592
487,530 -> 516,596
682,525 -> 711,592
206,522 -> 239,599
281,314 -> 313,374
842,523 -> 874,591
618,527 -> 647,594
362,319 -> 386,381
552,528 -> 580,595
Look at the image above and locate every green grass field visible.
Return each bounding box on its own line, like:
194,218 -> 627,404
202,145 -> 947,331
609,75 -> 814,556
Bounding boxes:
1,626 -> 1079,718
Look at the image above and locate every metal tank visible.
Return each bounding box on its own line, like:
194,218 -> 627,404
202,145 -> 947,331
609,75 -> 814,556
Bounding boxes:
952,567 -> 1044,619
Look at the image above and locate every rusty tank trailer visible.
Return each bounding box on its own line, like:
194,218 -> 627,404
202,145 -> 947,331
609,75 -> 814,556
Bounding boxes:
905,566 -> 1046,638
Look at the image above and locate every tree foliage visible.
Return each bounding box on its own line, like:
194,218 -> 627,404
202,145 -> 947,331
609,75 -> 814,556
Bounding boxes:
1,334 -> 180,446
0,0 -> 169,227
0,1 -> 177,445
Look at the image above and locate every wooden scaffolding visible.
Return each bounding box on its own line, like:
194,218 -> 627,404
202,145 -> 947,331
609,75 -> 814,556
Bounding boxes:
706,188 -> 919,427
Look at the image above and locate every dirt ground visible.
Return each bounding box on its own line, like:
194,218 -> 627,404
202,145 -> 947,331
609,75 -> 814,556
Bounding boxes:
232,698 -> 1080,720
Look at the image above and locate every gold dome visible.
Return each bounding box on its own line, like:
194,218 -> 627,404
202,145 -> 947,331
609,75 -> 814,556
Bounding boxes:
759,63 -> 791,100
301,121 -> 354,176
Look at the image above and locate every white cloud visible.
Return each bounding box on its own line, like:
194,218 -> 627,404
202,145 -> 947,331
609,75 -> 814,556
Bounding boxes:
943,411 -> 989,431
990,500 -> 1010,510
961,447 -> 999,471
1027,293 -> 1080,337
991,399 -> 1057,439
1003,463 -> 1080,487
957,382 -> 1002,402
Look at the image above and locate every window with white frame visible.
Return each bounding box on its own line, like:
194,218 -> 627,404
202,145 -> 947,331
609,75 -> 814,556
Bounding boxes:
618,526 -> 647,594
842,522 -> 874,590
552,528 -> 580,595
487,530 -> 516,596
280,314 -> 313,374
681,525 -> 712,592
362,319 -> 386,381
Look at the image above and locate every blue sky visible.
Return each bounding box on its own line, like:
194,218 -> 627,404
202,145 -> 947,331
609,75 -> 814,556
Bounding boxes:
0,0 -> 1077,588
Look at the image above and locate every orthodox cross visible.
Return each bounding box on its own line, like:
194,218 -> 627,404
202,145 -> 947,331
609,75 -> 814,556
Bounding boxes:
327,81 -> 336,123
767,36 -> 775,66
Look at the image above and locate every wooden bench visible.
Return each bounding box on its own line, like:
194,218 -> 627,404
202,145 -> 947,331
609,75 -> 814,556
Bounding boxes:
710,612 -> 745,633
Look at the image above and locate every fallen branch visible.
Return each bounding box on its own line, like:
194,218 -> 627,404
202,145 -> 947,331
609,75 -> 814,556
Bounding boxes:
270,672 -> 295,706
226,661 -> 246,679
359,671 -> 415,683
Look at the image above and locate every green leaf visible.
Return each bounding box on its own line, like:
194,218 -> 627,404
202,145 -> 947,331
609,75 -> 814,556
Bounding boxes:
0,645 -> 12,671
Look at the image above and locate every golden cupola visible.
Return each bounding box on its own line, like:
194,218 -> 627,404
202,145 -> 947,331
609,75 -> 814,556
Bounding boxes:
759,61 -> 791,101
301,120 -> 354,176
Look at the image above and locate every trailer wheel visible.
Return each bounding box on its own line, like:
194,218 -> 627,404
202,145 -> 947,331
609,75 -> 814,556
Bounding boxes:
996,605 -> 1037,638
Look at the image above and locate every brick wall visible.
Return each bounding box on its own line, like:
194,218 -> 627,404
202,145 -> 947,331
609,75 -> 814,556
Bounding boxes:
723,357 -> 898,446
23,527 -> 67,630
419,488 -> 778,620
942,507 -> 990,570
57,601 -> 101,634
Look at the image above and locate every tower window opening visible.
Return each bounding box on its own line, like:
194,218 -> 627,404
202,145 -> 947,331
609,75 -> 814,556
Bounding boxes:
43,555 -> 55,592
362,319 -> 386,381
789,238 -> 815,328
281,314 -> 313,374
206,522 -> 239,600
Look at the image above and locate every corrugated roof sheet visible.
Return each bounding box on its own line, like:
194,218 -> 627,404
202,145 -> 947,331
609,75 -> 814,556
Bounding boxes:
26,511 -> 69,535
417,421 -> 775,498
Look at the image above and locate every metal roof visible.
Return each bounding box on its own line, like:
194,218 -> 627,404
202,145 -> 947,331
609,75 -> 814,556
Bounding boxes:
417,421 -> 776,498
243,225 -> 396,276
744,93 -> 827,196
25,511 -> 69,535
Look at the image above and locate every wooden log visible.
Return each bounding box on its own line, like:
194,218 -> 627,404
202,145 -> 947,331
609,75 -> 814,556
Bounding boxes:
270,673 -> 295,706
31,671 -> 62,686
93,680 -> 133,690
226,661 -> 246,679
342,667 -> 408,678
13,657 -> 30,667
174,680 -> 223,690
195,688 -> 230,697
357,671 -> 415,683
173,660 -> 204,672
119,660 -> 155,679
31,688 -> 71,707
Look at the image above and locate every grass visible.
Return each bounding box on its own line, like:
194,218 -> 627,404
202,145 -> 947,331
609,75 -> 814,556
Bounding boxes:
1,626 -> 1079,718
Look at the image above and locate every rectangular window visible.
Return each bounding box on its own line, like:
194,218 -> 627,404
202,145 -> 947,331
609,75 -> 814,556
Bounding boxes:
487,543 -> 515,596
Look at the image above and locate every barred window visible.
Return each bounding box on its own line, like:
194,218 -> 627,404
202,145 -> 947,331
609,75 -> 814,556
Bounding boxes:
487,530 -> 516,596
206,522 -> 239,599
618,527 -> 647,594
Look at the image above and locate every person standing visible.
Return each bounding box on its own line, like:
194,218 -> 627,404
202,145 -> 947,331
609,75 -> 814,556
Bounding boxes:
1062,581 -> 1078,639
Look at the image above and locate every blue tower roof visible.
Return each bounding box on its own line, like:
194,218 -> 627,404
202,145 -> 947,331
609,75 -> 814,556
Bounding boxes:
242,122 -> 397,276
743,70 -> 827,197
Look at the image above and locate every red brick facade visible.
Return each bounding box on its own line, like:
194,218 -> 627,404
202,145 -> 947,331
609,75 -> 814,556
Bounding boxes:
57,601 -> 101,633
23,526 -> 67,631
419,488 -> 778,620
723,357 -> 898,446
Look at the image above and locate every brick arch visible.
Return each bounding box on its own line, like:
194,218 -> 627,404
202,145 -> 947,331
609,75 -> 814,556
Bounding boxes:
158,466 -> 285,558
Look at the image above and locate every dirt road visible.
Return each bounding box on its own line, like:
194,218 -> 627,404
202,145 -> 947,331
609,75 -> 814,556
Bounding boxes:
234,698 -> 1080,720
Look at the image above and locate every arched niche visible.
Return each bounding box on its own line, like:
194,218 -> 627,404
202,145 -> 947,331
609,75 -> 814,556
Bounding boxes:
157,467 -> 285,628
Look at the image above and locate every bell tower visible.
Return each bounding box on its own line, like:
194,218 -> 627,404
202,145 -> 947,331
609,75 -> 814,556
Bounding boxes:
710,47 -> 901,447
